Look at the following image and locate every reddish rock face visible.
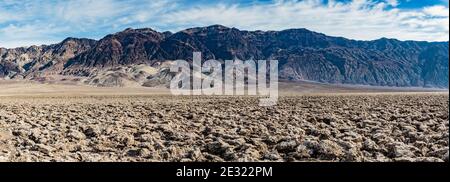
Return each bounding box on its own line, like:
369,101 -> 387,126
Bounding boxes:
1,25 -> 449,88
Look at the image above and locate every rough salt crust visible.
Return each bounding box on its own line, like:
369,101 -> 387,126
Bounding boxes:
0,93 -> 448,162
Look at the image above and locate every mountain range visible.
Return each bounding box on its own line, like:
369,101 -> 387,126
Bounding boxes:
1,25 -> 448,88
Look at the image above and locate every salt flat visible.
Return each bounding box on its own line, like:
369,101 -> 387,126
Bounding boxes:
0,81 -> 448,162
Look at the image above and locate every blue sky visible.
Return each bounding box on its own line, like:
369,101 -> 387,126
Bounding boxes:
0,0 -> 448,48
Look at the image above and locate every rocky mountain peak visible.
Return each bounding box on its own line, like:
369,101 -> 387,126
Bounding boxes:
1,25 -> 448,88
121,27 -> 160,34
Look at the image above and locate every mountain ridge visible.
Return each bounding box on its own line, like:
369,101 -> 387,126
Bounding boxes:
1,25 -> 448,88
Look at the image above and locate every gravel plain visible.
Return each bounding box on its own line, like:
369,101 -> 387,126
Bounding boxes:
0,93 -> 448,162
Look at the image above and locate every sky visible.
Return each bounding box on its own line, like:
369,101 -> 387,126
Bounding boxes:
0,0 -> 448,48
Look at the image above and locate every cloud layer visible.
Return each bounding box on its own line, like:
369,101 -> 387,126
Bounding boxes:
0,0 -> 448,48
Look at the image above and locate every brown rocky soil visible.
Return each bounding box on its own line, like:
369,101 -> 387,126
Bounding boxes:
0,93 -> 448,162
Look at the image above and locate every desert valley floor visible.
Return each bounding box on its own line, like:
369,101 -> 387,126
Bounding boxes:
0,81 -> 448,162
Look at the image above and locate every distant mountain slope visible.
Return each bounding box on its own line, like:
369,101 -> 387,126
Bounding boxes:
1,38 -> 96,79
1,25 -> 448,88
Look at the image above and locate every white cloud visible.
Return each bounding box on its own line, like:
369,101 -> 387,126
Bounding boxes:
0,0 -> 449,48
161,0 -> 449,42
423,5 -> 449,17
0,0 -> 172,48
0,23 -> 70,48
53,0 -> 123,24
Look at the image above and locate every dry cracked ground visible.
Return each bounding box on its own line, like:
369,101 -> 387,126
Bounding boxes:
0,93 -> 448,162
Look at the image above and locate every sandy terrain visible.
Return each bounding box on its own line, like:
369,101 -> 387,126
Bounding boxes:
1,79 -> 445,96
0,81 -> 448,162
0,80 -> 169,97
